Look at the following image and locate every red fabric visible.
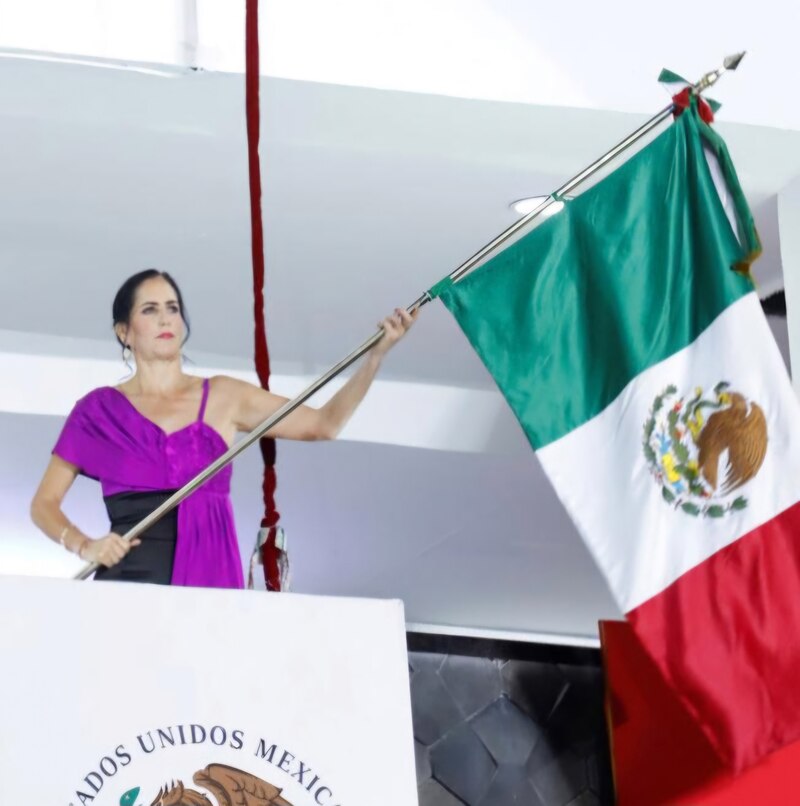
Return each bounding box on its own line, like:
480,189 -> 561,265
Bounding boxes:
697,99 -> 715,125
627,500 -> 800,770
672,87 -> 715,124
246,0 -> 282,589
601,619 -> 800,804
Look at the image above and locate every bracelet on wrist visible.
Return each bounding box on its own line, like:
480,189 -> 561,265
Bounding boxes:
59,523 -> 73,550
77,537 -> 90,560
60,523 -> 90,558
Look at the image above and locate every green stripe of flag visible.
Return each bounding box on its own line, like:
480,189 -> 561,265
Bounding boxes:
658,67 -> 689,85
433,105 -> 755,449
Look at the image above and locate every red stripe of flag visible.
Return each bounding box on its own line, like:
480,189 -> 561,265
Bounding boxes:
628,499 -> 800,769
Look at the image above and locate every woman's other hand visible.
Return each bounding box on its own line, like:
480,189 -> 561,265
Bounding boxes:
80,533 -> 141,568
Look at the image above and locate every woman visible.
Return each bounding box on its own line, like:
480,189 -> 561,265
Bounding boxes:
30,269 -> 416,588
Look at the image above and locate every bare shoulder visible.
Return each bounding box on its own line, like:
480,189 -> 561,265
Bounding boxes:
208,375 -> 262,403
210,374 -> 248,392
207,375 -> 287,433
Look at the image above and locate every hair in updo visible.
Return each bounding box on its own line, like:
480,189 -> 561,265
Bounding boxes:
112,269 -> 191,351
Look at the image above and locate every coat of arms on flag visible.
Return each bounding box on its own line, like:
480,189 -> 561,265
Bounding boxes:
642,382 -> 767,517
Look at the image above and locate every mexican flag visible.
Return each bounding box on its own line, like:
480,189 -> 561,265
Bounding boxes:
430,100 -> 800,771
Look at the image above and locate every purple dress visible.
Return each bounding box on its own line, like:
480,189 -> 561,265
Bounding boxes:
53,378 -> 244,588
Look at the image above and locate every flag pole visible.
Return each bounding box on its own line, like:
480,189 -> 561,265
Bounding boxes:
73,52 -> 745,581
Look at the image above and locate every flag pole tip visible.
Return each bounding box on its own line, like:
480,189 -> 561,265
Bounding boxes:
724,52 -> 746,71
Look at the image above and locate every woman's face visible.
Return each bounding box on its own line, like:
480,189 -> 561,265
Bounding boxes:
118,277 -> 185,361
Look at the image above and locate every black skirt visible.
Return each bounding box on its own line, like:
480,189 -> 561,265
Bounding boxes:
94,490 -> 178,585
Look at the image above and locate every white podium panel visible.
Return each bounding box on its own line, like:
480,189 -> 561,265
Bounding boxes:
0,576 -> 418,806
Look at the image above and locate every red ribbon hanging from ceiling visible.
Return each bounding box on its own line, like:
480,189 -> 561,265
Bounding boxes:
245,0 -> 282,591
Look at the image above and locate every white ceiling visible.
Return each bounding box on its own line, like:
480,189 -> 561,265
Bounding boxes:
4,0 -> 800,129
0,15 -> 798,643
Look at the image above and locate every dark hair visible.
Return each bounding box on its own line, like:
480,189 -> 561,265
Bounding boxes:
112,269 -> 191,349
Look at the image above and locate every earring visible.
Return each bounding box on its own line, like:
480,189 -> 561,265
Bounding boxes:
122,345 -> 132,363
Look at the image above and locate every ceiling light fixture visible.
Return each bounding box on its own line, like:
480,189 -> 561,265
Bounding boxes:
509,196 -> 564,218
510,196 -> 565,218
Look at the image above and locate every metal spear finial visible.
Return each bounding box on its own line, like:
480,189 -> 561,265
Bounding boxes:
694,51 -> 746,94
723,52 -> 746,71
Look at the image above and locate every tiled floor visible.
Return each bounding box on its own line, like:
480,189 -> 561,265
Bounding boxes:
409,652 -> 613,805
